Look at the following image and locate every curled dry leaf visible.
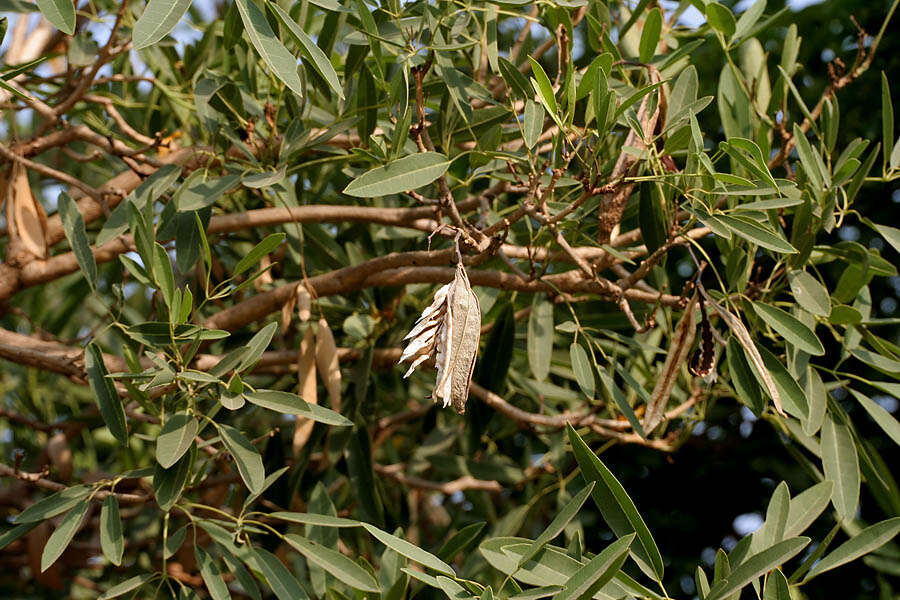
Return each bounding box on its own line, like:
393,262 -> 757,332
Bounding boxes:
315,317 -> 342,412
293,324 -> 317,455
399,262 -> 481,414
645,293 -> 697,433
280,285 -> 298,335
5,162 -> 49,262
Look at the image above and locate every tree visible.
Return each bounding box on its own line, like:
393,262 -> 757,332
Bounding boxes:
1,0 -> 899,597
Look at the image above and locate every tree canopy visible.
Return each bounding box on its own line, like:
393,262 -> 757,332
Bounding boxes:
1,0 -> 900,598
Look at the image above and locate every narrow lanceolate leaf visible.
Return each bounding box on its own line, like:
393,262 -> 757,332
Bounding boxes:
362,523 -> 454,576
518,482 -> 595,568
132,0 -> 192,49
218,423 -> 265,494
35,0 -> 75,34
399,262 -> 481,413
787,270 -> 831,317
555,534 -> 634,600
156,413 -> 198,469
57,192 -> 97,290
244,390 -> 352,426
100,496 -> 123,566
195,546 -> 231,600
718,215 -> 798,254
14,485 -> 90,523
85,343 -> 128,444
804,517 -> 900,581
752,302 -> 825,356
234,0 -> 305,98
567,425 -> 664,582
705,537 -> 809,600
849,389 -> 900,448
344,152 -> 450,197
269,3 -> 344,99
821,414 -> 860,521
528,296 -> 554,382
252,547 -> 308,600
569,343 -> 595,399
233,233 -> 286,276
285,534 -> 380,592
97,575 -> 154,600
784,480 -> 833,537
41,500 -> 90,572
639,7 -> 662,63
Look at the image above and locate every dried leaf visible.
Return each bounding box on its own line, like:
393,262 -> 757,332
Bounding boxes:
399,263 -> 481,414
645,294 -> 697,432
293,325 -> 317,454
7,162 -> 48,261
316,317 -> 342,412
688,298 -> 718,381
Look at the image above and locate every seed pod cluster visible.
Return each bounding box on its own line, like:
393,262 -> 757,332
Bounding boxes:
399,262 -> 481,414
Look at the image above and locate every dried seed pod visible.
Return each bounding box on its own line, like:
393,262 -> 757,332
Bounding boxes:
645,293 -> 697,433
296,284 -> 312,322
399,262 -> 480,414
315,317 -> 342,412
688,297 -> 718,382
5,162 -> 48,263
293,325 -> 317,455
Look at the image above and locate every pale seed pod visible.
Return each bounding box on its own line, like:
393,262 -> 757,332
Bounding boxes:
293,325 -> 317,455
315,317 -> 342,412
399,262 -> 480,414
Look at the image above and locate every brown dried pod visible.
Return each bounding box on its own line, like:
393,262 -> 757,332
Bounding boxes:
5,162 -> 49,263
645,293 -> 698,433
315,317 -> 342,412
399,259 -> 480,414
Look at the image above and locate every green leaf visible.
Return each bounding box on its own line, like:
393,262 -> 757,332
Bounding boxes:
361,523 -> 454,575
764,568 -> 790,600
705,537 -> 809,600
638,8 -> 662,63
883,72 -> 894,173
569,343 -> 595,399
726,337 -> 765,416
57,191 -> 97,290
156,413 -> 199,469
869,222 -> 900,255
35,0 -> 74,34
787,271 -> 830,317
244,390 -> 352,426
269,512 -> 361,528
234,0 -> 305,97
233,233 -> 286,276
177,174 -> 240,211
153,242 -> 176,309
153,444 -> 195,511
821,413 -> 860,521
252,547 -> 310,600
804,517 -> 900,581
518,482 -> 595,568
706,2 -> 736,38
164,525 -> 187,559
0,522 -> 39,550
133,0 -> 192,49
220,550 -> 261,600
98,575 -> 155,600
718,215 -> 798,254
498,57 -> 532,100
528,57 -> 558,117
758,346 -> 808,420
734,0 -> 767,40
523,99 -> 545,150
13,485 -> 90,524
41,499 -> 89,571
555,534 -> 634,600
639,182 -> 667,254
528,296 -> 554,382
285,534 -> 380,592
343,152 -> 450,197
438,522 -> 486,562
85,343 -> 128,444
100,495 -> 123,566
752,302 -> 824,356
848,389 -> 900,448
567,425 -> 664,581
195,545 -> 231,600
242,166 -> 286,188
784,481 -> 833,537
792,123 -> 825,191
218,423 -> 265,494
269,3 -> 344,99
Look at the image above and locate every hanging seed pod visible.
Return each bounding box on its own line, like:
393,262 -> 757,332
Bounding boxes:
689,297 -> 718,382
398,259 -> 480,414
5,162 -> 48,263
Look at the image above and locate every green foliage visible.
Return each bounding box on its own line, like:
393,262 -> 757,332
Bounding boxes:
1,0 -> 899,598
